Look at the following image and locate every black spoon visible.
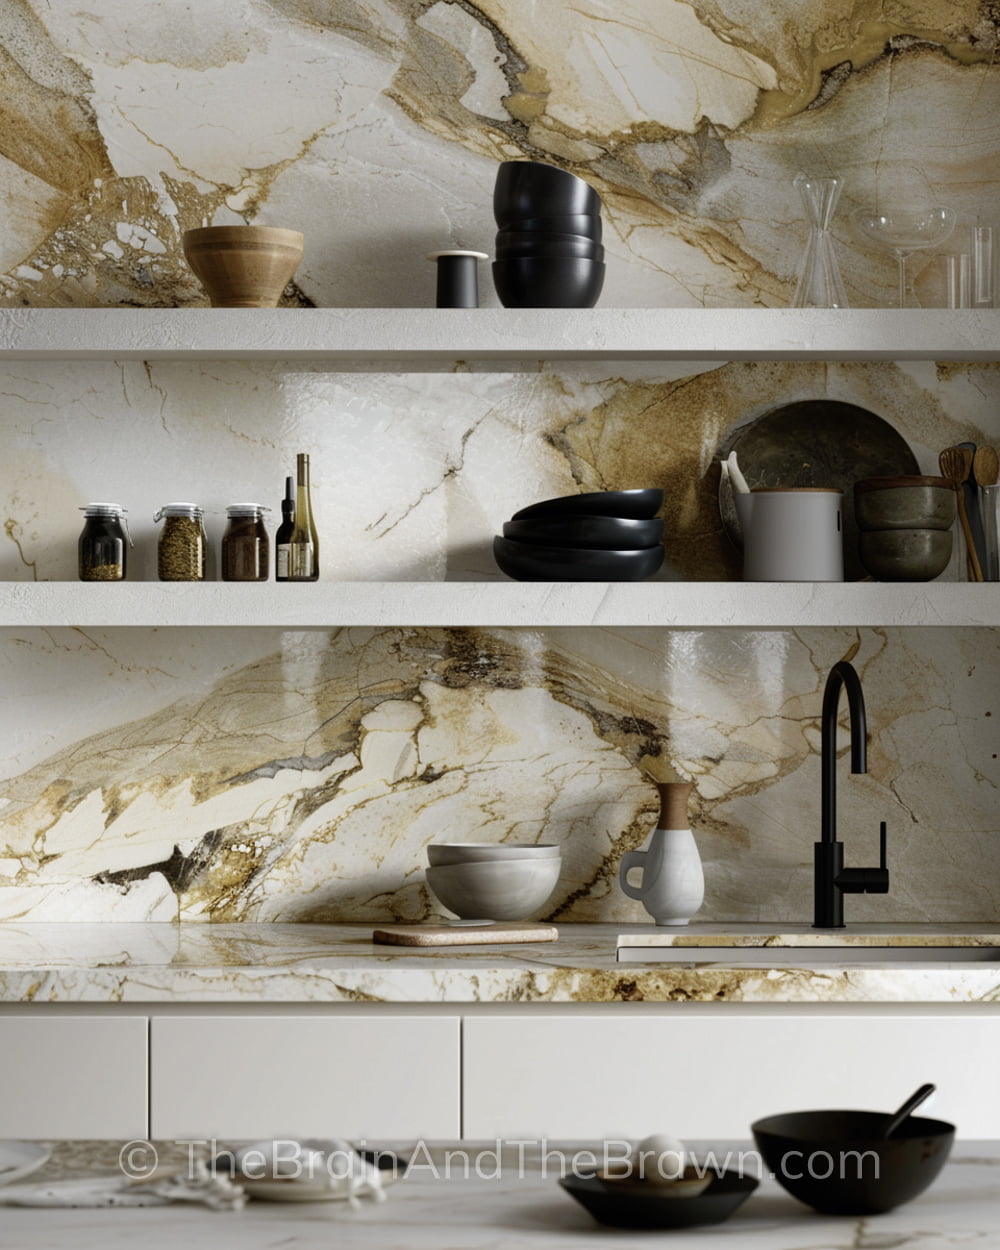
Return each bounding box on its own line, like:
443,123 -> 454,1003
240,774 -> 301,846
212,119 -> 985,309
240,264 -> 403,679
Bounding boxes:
883,1082 -> 936,1139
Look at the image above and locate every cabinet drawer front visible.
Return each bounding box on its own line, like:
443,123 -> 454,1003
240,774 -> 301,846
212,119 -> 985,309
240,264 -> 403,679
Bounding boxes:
151,1016 -> 459,1139
464,1016 -> 1000,1139
0,1017 -> 147,1139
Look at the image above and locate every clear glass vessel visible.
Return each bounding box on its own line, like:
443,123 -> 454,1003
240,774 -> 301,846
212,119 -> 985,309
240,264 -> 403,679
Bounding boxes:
791,174 -> 849,309
221,504 -> 270,581
853,204 -> 956,308
154,503 -> 206,581
78,503 -> 130,581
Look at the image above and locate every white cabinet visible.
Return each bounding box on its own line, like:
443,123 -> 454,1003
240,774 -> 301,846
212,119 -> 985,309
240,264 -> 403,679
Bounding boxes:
150,1016 -> 460,1139
463,1015 -> 1000,1139
0,1017 -> 147,1139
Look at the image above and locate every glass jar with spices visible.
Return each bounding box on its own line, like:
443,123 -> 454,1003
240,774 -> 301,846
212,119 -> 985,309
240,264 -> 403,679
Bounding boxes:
221,504 -> 270,581
154,503 -> 206,581
78,503 -> 131,581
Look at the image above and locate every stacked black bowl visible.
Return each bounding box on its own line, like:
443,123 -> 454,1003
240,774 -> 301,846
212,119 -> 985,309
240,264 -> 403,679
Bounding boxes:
494,489 -> 664,581
493,161 -> 605,308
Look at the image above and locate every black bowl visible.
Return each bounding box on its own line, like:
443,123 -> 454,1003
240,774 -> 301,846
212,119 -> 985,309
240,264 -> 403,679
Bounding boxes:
494,160 -> 601,223
493,536 -> 663,581
492,257 -> 605,309
503,514 -> 663,549
503,213 -> 602,240
752,1109 -> 955,1215
496,228 -> 600,246
559,1170 -> 758,1229
512,489 -> 663,521
495,238 -> 604,262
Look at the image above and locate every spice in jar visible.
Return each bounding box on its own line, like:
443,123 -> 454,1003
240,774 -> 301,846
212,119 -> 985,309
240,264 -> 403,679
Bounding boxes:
154,503 -> 206,581
78,503 -> 131,581
221,504 -> 270,581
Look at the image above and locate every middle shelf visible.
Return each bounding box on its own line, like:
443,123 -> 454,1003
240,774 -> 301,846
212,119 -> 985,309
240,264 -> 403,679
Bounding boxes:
1,581 -> 995,628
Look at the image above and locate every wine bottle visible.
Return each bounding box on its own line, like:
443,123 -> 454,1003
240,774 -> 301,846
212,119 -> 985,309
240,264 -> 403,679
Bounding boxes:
285,454 -> 319,581
274,476 -> 295,581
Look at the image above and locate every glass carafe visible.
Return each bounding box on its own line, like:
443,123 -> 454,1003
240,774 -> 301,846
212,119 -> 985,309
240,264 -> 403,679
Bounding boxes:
792,173 -> 849,308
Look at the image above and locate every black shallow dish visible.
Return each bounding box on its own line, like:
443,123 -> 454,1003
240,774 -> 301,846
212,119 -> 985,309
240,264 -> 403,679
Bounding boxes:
493,535 -> 663,581
494,160 -> 601,223
503,514 -> 663,549
492,257 -> 605,309
560,1170 -> 758,1229
752,1110 -> 954,1215
512,488 -> 663,521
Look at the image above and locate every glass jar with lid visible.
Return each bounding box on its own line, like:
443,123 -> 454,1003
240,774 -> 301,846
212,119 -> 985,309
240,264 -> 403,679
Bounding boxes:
154,503 -> 206,581
78,503 -> 131,581
221,504 -> 270,581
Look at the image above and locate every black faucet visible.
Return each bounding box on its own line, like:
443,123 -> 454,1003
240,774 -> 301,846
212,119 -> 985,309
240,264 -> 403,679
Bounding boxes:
814,660 -> 889,928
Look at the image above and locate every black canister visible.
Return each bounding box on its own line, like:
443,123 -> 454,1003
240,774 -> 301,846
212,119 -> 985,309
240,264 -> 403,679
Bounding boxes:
78,503 -> 131,581
427,250 -> 488,308
221,504 -> 270,581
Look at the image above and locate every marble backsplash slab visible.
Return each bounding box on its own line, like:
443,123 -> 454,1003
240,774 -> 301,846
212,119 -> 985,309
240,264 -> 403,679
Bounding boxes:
0,624 -> 995,924
1,357 -> 997,583
0,1 -> 997,308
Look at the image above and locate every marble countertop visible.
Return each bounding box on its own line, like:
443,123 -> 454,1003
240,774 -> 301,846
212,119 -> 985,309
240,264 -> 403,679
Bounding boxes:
2,1140 -> 999,1249
0,922 -> 999,1004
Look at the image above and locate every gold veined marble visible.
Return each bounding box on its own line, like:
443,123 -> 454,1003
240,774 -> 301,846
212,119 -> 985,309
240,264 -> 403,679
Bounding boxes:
0,626 -> 995,925
0,922 -> 998,1003
0,1 -> 996,306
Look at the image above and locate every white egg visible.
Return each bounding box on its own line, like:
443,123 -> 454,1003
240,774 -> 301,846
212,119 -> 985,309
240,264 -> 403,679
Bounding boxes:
632,1133 -> 687,1186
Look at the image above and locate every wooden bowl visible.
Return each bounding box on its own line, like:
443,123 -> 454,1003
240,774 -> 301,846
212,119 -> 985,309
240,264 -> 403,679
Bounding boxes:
182,226 -> 304,307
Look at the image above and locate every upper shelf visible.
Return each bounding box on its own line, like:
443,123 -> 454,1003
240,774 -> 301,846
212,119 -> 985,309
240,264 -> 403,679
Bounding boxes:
3,582 -> 996,628
0,308 -> 997,362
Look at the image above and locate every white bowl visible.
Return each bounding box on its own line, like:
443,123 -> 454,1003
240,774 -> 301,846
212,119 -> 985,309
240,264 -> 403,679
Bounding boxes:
427,842 -> 561,867
425,857 -> 561,920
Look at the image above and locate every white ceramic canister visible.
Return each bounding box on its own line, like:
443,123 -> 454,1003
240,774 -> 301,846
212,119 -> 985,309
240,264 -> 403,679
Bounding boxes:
734,488 -> 843,581
619,782 -> 704,926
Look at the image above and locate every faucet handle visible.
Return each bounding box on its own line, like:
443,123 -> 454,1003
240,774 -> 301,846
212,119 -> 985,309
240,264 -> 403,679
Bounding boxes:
835,822 -> 889,896
863,821 -> 889,894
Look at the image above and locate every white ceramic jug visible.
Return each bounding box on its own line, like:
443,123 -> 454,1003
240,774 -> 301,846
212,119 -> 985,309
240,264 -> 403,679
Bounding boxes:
735,488 -> 843,581
619,782 -> 704,926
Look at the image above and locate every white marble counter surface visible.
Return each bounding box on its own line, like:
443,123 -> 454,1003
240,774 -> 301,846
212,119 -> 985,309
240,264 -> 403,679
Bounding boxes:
0,922 -> 999,1005
1,1140 -> 999,1249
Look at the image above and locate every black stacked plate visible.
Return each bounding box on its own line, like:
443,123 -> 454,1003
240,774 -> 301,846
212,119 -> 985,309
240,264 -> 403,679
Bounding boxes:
494,489 -> 664,581
493,161 -> 605,308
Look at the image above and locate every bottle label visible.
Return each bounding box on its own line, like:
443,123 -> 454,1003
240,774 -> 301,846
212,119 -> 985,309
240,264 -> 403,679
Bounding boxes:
286,542 -> 315,580
277,545 -> 290,578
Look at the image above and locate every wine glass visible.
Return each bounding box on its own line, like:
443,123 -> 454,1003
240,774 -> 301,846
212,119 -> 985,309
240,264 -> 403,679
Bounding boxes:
852,206 -> 956,307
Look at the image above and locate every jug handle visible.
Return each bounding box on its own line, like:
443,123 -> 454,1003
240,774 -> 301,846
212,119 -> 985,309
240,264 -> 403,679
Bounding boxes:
619,850 -> 647,899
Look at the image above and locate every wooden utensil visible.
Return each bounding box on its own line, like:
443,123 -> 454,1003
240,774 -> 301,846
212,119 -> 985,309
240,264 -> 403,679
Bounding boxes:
973,445 -> 999,487
958,441 -> 985,577
939,446 -> 983,581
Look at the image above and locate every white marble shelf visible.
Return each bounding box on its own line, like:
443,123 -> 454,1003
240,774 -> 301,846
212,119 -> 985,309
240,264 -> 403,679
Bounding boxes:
0,581 -> 996,628
0,923 -> 998,1004
0,307 -> 998,362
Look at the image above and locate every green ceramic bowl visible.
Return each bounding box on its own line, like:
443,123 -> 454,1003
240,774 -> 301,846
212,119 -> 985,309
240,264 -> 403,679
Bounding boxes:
858,527 -> 952,581
854,477 -> 956,532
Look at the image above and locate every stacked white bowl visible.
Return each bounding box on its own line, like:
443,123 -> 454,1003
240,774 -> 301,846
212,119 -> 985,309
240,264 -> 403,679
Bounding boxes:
425,843 -> 562,921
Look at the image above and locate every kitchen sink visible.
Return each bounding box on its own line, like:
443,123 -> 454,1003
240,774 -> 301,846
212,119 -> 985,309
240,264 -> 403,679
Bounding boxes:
616,945 -> 1000,966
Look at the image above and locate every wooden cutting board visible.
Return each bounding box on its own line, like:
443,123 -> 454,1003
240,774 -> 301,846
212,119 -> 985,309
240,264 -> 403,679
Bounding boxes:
372,922 -> 559,947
